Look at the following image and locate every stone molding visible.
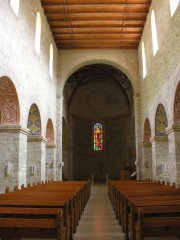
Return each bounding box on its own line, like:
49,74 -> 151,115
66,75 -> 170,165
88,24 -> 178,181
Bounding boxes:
46,143 -> 56,148
141,141 -> 151,147
27,135 -> 47,143
166,124 -> 180,135
0,125 -> 29,135
150,135 -> 168,143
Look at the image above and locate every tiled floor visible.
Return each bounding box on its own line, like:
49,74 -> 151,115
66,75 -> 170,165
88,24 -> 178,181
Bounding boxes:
74,184 -> 124,240
22,183 -> 179,240
74,184 -> 178,240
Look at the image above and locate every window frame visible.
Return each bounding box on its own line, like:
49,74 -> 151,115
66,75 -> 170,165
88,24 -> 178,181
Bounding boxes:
92,121 -> 105,151
151,10 -> 159,56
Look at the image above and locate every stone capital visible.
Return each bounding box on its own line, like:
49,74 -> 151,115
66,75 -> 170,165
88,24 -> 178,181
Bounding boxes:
166,124 -> 180,135
46,143 -> 56,148
141,141 -> 151,147
0,125 -> 29,135
150,135 -> 168,143
28,135 -> 47,143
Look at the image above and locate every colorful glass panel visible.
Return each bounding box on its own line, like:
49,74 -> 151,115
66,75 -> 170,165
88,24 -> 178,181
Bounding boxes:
93,122 -> 103,151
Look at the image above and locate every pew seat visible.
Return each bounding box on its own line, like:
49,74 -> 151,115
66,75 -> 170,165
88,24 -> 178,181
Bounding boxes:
135,207 -> 180,240
0,207 -> 65,240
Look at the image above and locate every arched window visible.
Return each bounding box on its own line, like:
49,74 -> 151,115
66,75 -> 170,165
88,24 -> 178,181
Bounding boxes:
10,0 -> 20,16
35,12 -> 41,54
93,122 -> 104,151
142,41 -> 147,79
49,44 -> 53,78
170,0 -> 179,17
151,10 -> 159,56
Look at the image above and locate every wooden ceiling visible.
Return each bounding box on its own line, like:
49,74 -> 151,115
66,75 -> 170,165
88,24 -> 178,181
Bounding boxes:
41,0 -> 152,49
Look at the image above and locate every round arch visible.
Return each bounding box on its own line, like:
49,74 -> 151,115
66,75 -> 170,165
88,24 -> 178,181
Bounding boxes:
0,76 -> 20,124
46,118 -> 54,144
58,51 -> 139,95
155,103 -> 168,135
143,118 -> 151,143
174,80 -> 180,124
27,103 -> 41,136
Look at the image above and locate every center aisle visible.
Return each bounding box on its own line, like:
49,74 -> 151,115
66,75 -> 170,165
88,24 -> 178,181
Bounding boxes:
74,184 -> 124,240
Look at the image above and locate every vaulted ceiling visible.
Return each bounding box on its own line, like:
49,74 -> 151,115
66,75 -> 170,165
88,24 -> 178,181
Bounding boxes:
41,0 -> 152,49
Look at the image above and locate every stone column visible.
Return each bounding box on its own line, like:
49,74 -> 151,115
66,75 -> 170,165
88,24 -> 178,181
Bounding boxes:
134,94 -> 142,179
166,125 -> 180,185
141,142 -> 153,179
46,143 -> 56,180
0,125 -> 29,193
150,135 -> 170,182
68,116 -> 74,180
56,96 -> 64,181
62,133 -> 69,180
27,136 -> 47,185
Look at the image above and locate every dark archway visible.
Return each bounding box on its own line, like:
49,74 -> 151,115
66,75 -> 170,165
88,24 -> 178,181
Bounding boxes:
63,64 -> 135,181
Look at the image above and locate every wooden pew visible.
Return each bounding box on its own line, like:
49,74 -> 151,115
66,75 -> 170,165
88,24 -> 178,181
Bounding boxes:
122,190 -> 180,239
2,190 -> 78,234
0,180 -> 91,240
128,198 -> 180,240
135,207 -> 180,240
108,180 -> 180,240
0,197 -> 71,240
0,207 -> 65,240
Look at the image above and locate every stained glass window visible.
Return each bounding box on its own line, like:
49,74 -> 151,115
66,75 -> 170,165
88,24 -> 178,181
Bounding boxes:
93,122 -> 103,151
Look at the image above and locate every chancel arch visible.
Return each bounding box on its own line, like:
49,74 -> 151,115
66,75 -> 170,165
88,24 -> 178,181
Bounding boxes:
63,64 -> 136,181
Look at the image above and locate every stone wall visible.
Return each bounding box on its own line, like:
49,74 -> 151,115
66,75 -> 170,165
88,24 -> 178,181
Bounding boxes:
0,0 -> 57,134
138,0 -> 180,183
72,116 -> 134,181
0,0 -> 58,191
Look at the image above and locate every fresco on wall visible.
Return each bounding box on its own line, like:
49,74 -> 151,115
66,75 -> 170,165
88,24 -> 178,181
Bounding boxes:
174,81 -> 180,124
0,77 -> 19,124
144,118 -> 151,142
46,119 -> 54,143
27,104 -> 41,135
155,104 -> 168,135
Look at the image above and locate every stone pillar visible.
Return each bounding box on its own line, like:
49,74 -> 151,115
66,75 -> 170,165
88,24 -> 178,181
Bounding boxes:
134,94 -> 142,179
141,142 -> 153,179
166,125 -> 180,185
56,96 -> 64,181
46,143 -> 56,180
150,135 -> 170,182
0,125 -> 29,193
62,134 -> 68,180
68,116 -> 74,180
27,136 -> 47,185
